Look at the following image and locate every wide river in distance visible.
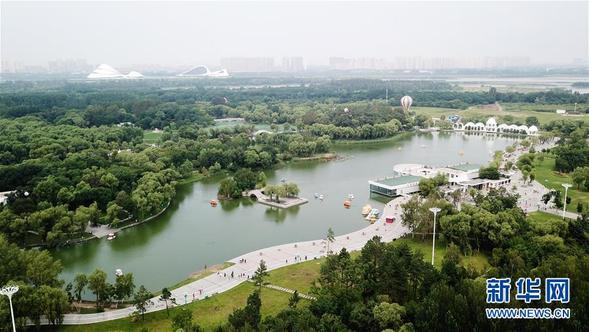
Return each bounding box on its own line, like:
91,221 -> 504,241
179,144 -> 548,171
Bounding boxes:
53,132 -> 518,293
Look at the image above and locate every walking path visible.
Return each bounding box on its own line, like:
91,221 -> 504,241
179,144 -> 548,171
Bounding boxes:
502,139 -> 580,219
55,196 -> 411,325
262,283 -> 316,300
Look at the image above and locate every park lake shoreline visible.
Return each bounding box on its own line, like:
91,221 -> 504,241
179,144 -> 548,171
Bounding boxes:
52,132 -> 519,296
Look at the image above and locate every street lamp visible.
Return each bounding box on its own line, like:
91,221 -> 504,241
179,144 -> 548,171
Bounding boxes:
429,207 -> 441,266
0,285 -> 19,332
562,183 -> 572,219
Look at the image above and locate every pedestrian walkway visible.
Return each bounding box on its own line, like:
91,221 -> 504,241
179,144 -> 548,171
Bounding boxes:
53,196 -> 411,325
262,283 -> 316,300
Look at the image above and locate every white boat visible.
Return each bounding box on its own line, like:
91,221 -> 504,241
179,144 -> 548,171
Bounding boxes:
319,195 -> 324,200
348,193 -> 354,199
314,193 -> 320,198
115,268 -> 123,276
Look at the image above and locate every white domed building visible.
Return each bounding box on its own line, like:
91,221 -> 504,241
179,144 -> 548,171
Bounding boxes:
125,71 -> 144,79
456,117 -> 538,136
87,64 -> 125,79
485,118 -> 497,132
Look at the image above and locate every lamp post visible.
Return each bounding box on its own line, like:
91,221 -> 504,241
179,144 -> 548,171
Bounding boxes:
562,183 -> 572,219
429,207 -> 441,266
0,285 -> 19,332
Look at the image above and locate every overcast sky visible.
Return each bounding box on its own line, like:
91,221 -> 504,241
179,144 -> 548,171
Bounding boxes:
2,1 -> 588,67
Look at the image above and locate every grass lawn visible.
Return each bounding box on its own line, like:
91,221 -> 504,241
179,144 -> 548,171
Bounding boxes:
266,258 -> 325,294
412,104 -> 589,126
527,211 -> 563,224
143,130 -> 163,144
533,154 -> 589,210
395,238 -> 490,272
56,283 -> 302,332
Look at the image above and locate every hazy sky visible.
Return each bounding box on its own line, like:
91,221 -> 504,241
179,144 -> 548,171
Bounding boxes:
2,1 -> 588,67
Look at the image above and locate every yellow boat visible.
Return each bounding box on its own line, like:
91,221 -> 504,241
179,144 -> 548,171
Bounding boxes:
361,204 -> 372,216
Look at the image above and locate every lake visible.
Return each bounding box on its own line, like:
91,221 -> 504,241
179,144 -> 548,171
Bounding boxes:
53,132 -> 518,293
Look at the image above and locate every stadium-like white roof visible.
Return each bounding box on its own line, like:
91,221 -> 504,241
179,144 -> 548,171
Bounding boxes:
178,65 -> 229,77
87,64 -> 125,79
126,71 -> 144,79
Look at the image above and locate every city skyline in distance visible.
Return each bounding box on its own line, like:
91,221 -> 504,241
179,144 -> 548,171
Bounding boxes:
1,1 -> 587,70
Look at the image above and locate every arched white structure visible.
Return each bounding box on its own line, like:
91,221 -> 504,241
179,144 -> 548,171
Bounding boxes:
178,65 -> 229,77
87,64 -> 125,79
497,123 -> 508,133
126,71 -> 144,79
455,117 -> 538,135
485,118 -> 497,132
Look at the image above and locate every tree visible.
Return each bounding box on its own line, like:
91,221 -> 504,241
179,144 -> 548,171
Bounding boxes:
73,273 -> 88,308
253,260 -> 268,288
326,227 -> 335,254
479,166 -> 501,180
114,273 -> 135,307
525,116 -> 540,127
133,285 -> 153,321
106,202 -> 124,224
256,171 -> 267,189
172,308 -> 202,332
373,302 -> 406,330
38,285 -> 70,326
217,177 -> 241,199
161,287 -> 172,317
228,290 -> 262,330
284,182 -> 300,197
289,290 -> 300,308
88,269 -> 108,309
401,196 -> 421,237
234,168 -> 257,191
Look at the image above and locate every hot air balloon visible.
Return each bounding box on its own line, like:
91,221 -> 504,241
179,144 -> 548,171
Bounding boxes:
400,96 -> 413,112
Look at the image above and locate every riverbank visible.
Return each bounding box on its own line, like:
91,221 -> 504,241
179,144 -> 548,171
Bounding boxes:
291,152 -> 337,161
332,132 -> 413,145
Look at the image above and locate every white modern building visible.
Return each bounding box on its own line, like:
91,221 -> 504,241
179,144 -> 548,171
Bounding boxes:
87,64 -> 144,79
453,117 -> 538,135
178,65 -> 229,77
369,162 -> 511,197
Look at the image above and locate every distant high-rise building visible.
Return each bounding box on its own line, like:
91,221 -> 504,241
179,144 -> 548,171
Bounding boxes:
47,58 -> 92,73
220,57 -> 275,72
281,57 -> 304,72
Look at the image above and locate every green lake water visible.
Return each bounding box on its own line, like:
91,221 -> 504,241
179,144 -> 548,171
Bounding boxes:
53,132 -> 518,293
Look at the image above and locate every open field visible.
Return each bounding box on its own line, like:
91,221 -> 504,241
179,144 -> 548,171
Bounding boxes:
142,130 -> 163,144
533,154 -> 589,211
412,104 -> 589,126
